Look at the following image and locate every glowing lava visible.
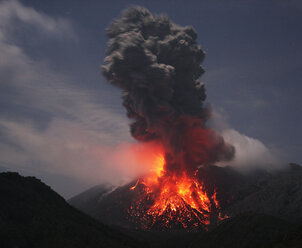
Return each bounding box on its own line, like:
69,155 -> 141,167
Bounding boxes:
128,151 -> 226,230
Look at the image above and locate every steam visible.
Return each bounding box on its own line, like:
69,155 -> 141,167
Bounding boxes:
102,6 -> 234,174
220,129 -> 279,170
209,109 -> 281,170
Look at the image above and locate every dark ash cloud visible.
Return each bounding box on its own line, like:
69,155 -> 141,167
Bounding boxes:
102,6 -> 235,174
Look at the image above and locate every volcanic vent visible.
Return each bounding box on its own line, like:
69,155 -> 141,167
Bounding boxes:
101,7 -> 235,230
126,152 -> 227,230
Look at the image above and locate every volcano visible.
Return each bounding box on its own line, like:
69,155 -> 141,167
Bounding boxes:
82,5 -> 301,234
70,170 -> 222,231
69,163 -> 302,234
124,153 -> 229,231
69,164 -> 254,231
98,6 -> 236,231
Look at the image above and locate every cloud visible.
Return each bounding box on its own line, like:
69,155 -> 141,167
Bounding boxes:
210,109 -> 281,170
0,0 -> 132,197
0,0 -> 75,40
0,118 -> 135,184
219,129 -> 280,170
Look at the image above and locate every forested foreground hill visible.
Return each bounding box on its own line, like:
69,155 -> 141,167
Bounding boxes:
0,172 -> 143,248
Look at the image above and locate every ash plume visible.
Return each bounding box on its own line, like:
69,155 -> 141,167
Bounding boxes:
102,6 -> 234,174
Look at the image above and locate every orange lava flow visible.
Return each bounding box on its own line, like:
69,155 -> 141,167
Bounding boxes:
128,151 -> 225,230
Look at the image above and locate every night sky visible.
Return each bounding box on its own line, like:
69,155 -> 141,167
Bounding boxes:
0,0 -> 301,198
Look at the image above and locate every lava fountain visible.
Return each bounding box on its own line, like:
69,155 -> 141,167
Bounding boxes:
127,146 -> 226,230
102,7 -> 235,230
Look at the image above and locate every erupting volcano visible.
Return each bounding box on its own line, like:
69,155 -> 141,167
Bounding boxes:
127,150 -> 227,230
102,6 -> 235,230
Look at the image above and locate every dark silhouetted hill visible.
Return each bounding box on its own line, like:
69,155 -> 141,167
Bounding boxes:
69,184 -> 116,218
0,172 -> 143,248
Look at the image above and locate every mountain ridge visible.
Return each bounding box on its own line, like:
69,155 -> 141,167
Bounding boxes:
0,172 -> 143,248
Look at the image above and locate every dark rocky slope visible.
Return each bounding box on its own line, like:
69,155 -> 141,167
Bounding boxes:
115,214 -> 302,248
188,213 -> 298,248
228,164 -> 302,222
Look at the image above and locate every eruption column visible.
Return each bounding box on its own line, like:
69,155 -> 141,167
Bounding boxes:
102,6 -> 234,175
102,7 -> 235,229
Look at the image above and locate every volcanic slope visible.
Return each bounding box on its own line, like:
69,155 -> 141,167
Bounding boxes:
131,213 -> 301,248
0,172 -> 143,248
228,163 -> 302,222
68,165 -> 260,229
69,164 -> 302,229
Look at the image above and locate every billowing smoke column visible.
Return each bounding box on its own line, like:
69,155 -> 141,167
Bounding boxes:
102,7 -> 234,175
